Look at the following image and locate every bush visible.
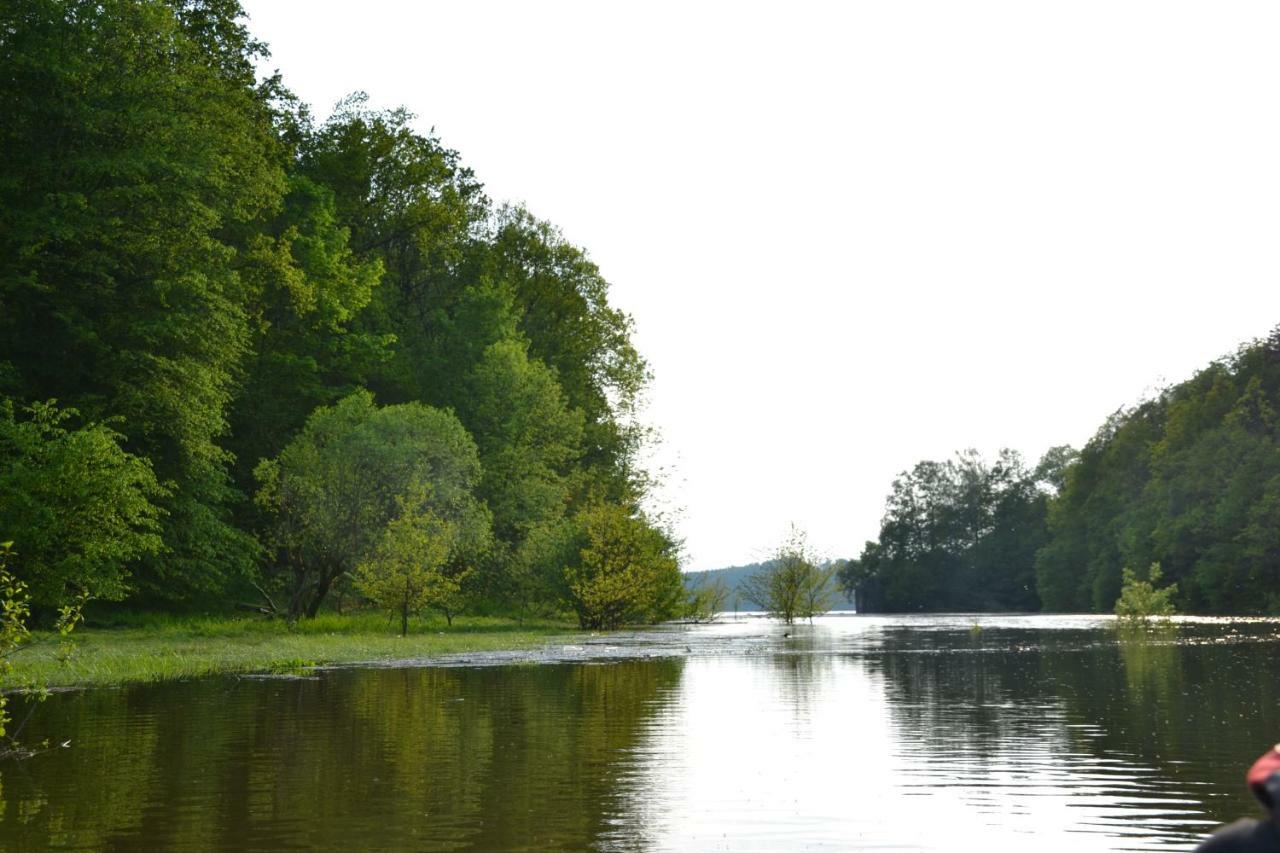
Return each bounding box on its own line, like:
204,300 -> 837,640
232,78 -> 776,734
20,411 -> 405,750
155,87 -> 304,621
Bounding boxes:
561,504 -> 682,630
0,542 -> 86,756
1115,563 -> 1178,621
0,400 -> 164,606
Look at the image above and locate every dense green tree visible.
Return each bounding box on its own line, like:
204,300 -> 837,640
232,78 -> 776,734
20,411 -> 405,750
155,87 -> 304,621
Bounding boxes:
473,208 -> 650,501
297,95 -> 489,406
0,400 -> 165,606
1034,404 -> 1164,612
1036,329 -> 1280,614
459,339 -> 584,600
228,173 -> 386,486
0,2 -> 666,620
560,504 -> 682,630
851,449 -> 1053,612
253,391 -> 489,619
0,0 -> 286,601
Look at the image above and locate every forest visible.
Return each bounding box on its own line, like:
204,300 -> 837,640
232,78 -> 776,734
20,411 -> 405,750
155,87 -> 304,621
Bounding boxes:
844,328 -> 1280,615
0,0 -> 682,630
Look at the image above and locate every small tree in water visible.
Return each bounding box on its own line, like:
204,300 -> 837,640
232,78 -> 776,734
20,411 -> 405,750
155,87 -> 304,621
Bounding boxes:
1115,562 -> 1178,622
741,527 -> 835,625
683,574 -> 730,623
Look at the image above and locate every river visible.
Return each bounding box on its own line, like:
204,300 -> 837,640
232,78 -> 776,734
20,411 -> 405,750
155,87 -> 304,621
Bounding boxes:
3,614 -> 1279,851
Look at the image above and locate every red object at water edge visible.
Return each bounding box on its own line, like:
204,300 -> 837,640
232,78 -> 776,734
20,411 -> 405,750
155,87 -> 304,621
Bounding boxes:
1246,744 -> 1280,804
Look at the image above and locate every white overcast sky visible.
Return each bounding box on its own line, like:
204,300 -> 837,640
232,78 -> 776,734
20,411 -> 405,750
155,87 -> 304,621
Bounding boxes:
242,1 -> 1280,571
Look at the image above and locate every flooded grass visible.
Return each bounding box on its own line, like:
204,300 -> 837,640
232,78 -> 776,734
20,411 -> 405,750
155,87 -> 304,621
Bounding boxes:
3,613 -> 572,689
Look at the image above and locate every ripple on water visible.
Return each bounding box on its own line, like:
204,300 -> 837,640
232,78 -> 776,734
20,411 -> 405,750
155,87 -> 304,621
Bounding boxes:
3,614 -> 1277,851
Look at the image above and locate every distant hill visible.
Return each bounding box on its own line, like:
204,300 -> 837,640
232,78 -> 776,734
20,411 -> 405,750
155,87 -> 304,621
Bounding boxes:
684,561 -> 856,612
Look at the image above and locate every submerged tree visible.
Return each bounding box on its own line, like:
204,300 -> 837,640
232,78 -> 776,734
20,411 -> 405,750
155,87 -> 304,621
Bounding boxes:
741,528 -> 835,625
1114,563 -> 1178,622
683,574 -> 731,623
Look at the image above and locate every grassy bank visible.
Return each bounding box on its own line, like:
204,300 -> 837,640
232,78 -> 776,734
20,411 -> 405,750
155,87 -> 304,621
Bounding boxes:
4,613 -> 573,690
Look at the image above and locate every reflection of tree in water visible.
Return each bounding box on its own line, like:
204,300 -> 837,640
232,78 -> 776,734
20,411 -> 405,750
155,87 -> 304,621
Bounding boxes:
875,622 -> 1280,831
875,626 -> 1053,766
0,658 -> 686,850
1115,622 -> 1181,704
0,688 -> 164,847
1043,621 -> 1280,820
765,626 -> 835,728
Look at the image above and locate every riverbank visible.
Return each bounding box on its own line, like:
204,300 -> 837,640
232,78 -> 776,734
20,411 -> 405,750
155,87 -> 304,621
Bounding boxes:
5,613 -> 572,689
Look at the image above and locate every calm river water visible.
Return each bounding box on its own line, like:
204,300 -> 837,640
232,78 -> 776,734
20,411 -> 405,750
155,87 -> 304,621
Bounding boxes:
3,614 -> 1280,851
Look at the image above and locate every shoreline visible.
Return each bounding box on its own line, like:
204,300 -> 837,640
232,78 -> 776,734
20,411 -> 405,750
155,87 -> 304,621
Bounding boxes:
4,614 -> 574,690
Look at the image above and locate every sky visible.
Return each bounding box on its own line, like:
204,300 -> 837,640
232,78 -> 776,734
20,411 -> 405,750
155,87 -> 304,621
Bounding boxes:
241,1 -> 1280,571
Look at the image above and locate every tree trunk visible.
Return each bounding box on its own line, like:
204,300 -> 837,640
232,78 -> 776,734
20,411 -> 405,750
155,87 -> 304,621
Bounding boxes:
305,570 -> 336,619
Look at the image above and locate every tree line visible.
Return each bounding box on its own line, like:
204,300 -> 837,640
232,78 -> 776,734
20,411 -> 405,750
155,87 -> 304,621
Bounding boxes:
0,0 -> 681,630
843,328 -> 1280,615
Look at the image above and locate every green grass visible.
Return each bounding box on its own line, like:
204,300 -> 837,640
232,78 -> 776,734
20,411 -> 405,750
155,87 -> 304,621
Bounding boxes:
3,612 -> 573,689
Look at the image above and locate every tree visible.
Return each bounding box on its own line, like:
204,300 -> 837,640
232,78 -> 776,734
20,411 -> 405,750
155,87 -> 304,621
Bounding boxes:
471,207 -> 650,503
297,94 -> 488,408
1034,327 -> 1280,615
254,391 -> 489,619
740,527 -> 835,624
853,450 -> 1049,612
683,573 -> 730,623
355,498 -> 456,636
561,504 -> 682,630
459,338 -> 584,605
0,0 -> 287,602
0,399 -> 165,607
227,173 -> 387,489
1115,563 -> 1179,622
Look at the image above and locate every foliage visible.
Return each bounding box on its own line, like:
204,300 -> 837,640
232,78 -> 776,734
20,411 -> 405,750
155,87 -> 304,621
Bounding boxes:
683,574 -> 730,623
1035,328 -> 1280,614
561,504 -> 683,630
0,0 -> 284,601
296,94 -> 488,408
850,449 -> 1055,612
459,338 -> 584,603
1114,563 -> 1179,621
226,173 -> 387,488
0,400 -> 164,606
356,498 -> 463,635
254,391 -> 489,619
740,528 -> 835,624
0,1 -> 658,624
473,207 -> 650,501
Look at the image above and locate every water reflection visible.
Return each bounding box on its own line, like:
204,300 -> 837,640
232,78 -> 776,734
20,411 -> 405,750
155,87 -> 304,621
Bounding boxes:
3,616 -> 1280,851
1116,622 -> 1182,704
2,661 -> 684,851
